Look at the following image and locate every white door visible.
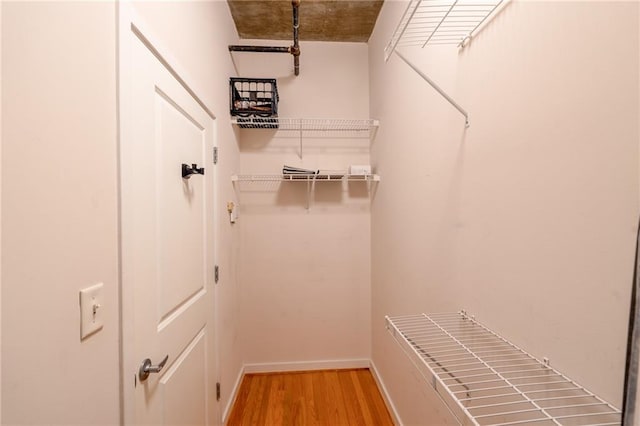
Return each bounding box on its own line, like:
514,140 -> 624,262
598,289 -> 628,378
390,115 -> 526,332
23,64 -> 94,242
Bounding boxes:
119,18 -> 217,425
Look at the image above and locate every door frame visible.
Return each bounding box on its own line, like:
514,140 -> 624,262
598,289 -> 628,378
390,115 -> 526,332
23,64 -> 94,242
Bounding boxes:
117,3 -> 219,423
0,1 -> 3,421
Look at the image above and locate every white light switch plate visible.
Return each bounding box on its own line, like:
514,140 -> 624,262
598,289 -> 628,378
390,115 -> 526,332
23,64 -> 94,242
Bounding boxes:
79,283 -> 104,339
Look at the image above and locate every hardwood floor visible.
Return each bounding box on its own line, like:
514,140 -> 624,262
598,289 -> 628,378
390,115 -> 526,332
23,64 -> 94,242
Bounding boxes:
226,368 -> 394,425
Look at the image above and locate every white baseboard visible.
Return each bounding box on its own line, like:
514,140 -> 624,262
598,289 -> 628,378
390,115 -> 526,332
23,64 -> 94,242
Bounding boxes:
243,358 -> 370,374
221,365 -> 245,425
370,359 -> 403,426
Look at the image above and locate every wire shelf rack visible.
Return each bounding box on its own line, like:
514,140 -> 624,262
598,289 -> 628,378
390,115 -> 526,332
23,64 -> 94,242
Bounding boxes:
384,0 -> 504,61
231,174 -> 381,183
231,174 -> 380,210
230,117 -> 379,132
386,312 -> 621,426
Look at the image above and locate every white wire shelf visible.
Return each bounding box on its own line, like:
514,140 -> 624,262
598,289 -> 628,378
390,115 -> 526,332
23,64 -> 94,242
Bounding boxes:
384,0 -> 504,61
230,117 -> 379,132
231,173 -> 381,183
231,173 -> 380,210
386,312 -> 621,426
383,0 -> 504,126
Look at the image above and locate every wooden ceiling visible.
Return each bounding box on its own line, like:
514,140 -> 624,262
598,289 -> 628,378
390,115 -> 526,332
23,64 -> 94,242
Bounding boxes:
227,0 -> 384,43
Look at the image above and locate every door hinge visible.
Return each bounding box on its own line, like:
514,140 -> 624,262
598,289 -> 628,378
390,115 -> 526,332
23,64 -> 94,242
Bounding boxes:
216,382 -> 221,401
213,147 -> 218,164
214,265 -> 219,284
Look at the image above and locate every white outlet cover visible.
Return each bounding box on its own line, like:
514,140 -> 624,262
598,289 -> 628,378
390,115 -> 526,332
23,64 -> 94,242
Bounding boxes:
79,282 -> 104,339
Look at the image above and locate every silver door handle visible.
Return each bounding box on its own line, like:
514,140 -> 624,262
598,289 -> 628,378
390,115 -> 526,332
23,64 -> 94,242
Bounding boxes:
138,355 -> 169,381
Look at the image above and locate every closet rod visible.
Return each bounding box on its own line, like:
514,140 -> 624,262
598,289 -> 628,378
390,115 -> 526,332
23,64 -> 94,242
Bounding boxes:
394,49 -> 469,127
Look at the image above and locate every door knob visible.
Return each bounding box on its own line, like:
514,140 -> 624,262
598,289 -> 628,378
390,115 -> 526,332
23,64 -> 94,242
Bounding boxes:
182,163 -> 205,179
138,355 -> 169,381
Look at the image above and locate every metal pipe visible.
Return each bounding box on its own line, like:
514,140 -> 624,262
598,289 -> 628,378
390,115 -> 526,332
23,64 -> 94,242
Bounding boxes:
227,0 -> 301,76
292,0 -> 300,76
228,45 -> 290,53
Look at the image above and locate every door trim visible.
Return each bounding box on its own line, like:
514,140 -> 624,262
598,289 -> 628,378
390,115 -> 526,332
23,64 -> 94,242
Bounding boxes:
117,3 -> 218,424
0,1 -> 3,421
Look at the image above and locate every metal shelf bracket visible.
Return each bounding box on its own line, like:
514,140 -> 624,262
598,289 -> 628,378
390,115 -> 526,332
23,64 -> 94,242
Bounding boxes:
384,0 -> 507,128
394,49 -> 469,127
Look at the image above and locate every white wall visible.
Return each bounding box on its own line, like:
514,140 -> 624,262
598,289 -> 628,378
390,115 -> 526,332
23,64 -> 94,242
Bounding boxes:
233,42 -> 373,369
2,2 -> 120,423
369,0 -> 639,424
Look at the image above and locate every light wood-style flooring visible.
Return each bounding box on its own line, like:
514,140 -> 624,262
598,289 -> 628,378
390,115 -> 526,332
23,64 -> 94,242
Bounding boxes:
226,368 -> 394,425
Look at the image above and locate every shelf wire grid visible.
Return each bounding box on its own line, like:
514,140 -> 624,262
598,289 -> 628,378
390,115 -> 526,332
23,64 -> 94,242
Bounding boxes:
385,312 -> 621,426
384,0 -> 504,61
231,117 -> 379,132
231,174 -> 380,183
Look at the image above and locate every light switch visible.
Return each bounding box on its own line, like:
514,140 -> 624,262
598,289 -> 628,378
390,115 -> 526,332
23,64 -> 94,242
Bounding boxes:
79,283 -> 104,339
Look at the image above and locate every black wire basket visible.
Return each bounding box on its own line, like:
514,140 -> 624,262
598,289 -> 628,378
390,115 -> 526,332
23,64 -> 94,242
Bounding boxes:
230,78 -> 278,118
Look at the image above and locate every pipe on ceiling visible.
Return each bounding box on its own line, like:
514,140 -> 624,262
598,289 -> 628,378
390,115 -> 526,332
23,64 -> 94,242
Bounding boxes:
291,0 -> 300,76
228,0 -> 301,76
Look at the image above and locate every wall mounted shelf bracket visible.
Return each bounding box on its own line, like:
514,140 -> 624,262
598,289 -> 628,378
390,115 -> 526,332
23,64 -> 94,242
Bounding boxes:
384,0 -> 506,128
394,49 -> 469,127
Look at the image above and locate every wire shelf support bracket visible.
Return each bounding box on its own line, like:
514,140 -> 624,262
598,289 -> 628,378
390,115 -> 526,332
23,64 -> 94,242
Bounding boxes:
384,0 -> 505,128
394,49 -> 469,127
